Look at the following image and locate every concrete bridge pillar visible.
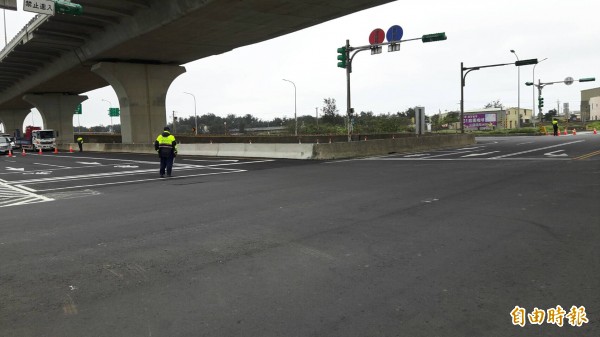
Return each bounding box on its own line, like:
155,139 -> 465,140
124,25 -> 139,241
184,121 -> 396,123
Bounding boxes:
91,62 -> 186,144
0,109 -> 30,135
22,94 -> 88,145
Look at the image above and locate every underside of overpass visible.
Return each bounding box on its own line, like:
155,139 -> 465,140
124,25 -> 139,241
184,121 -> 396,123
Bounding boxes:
0,0 -> 394,144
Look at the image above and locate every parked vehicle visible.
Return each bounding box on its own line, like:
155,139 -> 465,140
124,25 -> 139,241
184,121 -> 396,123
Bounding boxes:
0,136 -> 12,154
15,126 -> 57,152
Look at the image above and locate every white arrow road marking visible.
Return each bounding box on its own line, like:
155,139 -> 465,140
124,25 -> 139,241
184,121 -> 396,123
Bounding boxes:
6,167 -> 25,171
544,150 -> 568,157
462,151 -> 500,157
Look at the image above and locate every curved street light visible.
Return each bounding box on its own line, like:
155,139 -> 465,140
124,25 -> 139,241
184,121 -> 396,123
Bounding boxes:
183,92 -> 198,135
282,78 -> 297,136
510,50 -> 520,128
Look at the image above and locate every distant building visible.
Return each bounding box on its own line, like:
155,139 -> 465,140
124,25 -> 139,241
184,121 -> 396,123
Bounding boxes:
581,87 -> 600,122
505,107 -> 533,127
590,97 -> 600,121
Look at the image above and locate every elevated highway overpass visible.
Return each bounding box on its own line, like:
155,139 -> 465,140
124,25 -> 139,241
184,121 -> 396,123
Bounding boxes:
0,0 -> 393,144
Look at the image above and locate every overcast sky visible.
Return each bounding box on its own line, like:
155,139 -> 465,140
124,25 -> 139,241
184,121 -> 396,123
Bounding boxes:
3,0 -> 599,128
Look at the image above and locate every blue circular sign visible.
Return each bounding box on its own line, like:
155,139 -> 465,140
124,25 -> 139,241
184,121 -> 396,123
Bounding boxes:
386,25 -> 403,42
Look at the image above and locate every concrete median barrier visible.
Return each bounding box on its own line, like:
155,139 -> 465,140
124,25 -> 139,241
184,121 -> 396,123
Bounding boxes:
60,134 -> 474,159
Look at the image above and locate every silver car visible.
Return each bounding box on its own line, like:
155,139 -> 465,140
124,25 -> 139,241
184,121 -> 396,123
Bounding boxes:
0,136 -> 12,154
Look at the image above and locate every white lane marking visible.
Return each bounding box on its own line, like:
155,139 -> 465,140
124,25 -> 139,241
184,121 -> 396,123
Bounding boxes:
183,159 -> 239,162
456,146 -> 484,151
76,162 -> 102,165
544,150 -> 568,157
34,163 -> 70,168
462,151 -> 500,157
6,167 -> 24,171
31,169 -> 247,192
0,180 -> 53,207
489,140 -> 584,159
403,153 -> 430,158
114,165 -> 139,168
204,159 -> 275,167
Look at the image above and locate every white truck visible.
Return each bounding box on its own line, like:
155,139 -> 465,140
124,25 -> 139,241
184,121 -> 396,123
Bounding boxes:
16,126 -> 57,152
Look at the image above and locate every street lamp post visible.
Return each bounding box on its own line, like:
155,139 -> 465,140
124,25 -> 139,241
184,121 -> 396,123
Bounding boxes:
183,92 -> 198,135
282,79 -> 297,136
510,50 -> 521,128
531,58 -> 548,127
101,99 -> 113,133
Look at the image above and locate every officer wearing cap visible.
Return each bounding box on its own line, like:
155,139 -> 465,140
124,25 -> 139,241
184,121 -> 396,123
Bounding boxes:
154,126 -> 177,178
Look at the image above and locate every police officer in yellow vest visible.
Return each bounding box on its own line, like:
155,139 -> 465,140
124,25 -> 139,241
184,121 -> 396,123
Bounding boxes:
154,126 -> 177,178
552,118 -> 559,136
77,136 -> 84,152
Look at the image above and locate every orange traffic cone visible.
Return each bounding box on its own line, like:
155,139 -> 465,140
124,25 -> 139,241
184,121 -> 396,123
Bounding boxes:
21,148 -> 26,156
69,145 -> 74,153
572,128 -> 576,136
594,128 -> 598,135
563,129 -> 567,135
53,147 -> 58,154
7,149 -> 13,157
38,147 -> 42,155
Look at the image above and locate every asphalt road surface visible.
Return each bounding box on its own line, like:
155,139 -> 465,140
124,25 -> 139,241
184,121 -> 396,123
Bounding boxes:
1,133 -> 599,337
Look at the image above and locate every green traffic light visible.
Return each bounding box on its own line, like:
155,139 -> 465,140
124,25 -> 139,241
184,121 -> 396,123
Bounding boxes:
337,46 -> 347,69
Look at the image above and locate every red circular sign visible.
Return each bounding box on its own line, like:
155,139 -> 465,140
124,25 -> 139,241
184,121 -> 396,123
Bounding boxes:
369,28 -> 385,45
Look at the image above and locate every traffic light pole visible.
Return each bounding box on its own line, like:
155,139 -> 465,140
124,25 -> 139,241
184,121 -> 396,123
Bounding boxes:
461,59 -> 538,133
340,33 -> 447,141
345,39 -> 351,142
525,77 -> 595,122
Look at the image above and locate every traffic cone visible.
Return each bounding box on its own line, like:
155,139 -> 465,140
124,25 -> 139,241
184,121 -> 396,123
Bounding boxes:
38,147 -> 42,155
594,128 -> 598,135
572,128 -> 576,136
21,148 -> 26,156
53,147 -> 58,154
7,149 -> 13,157
563,129 -> 567,135
69,145 -> 74,153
